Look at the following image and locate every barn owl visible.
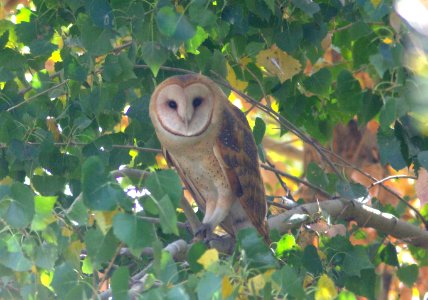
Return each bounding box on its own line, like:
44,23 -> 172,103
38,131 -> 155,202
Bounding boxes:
149,74 -> 269,243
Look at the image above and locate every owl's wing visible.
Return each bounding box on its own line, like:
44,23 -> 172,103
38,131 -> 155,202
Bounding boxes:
163,148 -> 236,236
214,104 -> 269,241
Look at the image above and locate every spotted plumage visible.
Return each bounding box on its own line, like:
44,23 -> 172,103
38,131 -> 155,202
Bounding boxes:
149,74 -> 269,242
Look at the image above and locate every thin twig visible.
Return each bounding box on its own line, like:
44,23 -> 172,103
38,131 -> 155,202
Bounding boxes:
0,142 -> 162,154
327,150 -> 428,229
265,157 -> 292,199
136,215 -> 187,229
7,80 -> 69,112
18,71 -> 62,96
134,64 -> 195,74
368,175 -> 417,189
98,243 -> 123,290
260,163 -> 331,198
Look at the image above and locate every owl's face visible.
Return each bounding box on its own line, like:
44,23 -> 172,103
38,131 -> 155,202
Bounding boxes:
150,75 -> 218,137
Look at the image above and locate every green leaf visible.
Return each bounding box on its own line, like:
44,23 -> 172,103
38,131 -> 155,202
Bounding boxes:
275,23 -> 303,54
379,243 -> 399,267
345,269 -> 376,299
154,195 -> 179,235
85,228 -> 119,268
31,195 -> 57,231
342,246 -> 373,277
0,112 -> 23,143
417,151 -> 428,170
291,0 -> 320,16
263,0 -> 275,13
51,262 -> 79,298
0,247 -> 32,272
335,70 -> 363,115
358,91 -> 382,125
188,5 -> 216,27
275,234 -> 296,257
82,156 -> 128,211
66,196 -> 89,226
32,175 -> 66,196
111,267 -> 130,300
112,213 -> 157,250
143,170 -> 183,208
253,117 -> 266,145
76,14 -> 114,56
196,272 -> 222,300
2,182 -> 35,229
103,52 -> 136,82
379,97 -> 398,130
141,42 -> 169,76
210,50 -> 227,78
397,264 -> 419,287
237,228 -> 278,270
186,26 -> 209,54
336,181 -> 368,201
0,48 -> 26,71
187,242 -> 207,273
156,6 -> 180,36
303,68 -> 332,96
271,265 -> 305,299
377,128 -> 407,170
35,243 -> 58,270
306,162 -> 329,190
302,245 -> 323,275
158,251 -> 179,284
85,0 -> 113,28
167,286 -> 190,300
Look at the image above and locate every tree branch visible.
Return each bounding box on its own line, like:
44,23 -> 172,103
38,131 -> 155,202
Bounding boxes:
268,199 -> 428,249
7,80 -> 70,112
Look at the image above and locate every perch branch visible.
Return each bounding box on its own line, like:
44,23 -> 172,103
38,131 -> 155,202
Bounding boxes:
268,199 -> 428,250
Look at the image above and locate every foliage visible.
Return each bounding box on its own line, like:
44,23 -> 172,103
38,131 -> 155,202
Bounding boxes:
0,0 -> 427,299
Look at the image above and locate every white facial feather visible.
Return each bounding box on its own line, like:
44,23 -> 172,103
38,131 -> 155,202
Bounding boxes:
153,83 -> 214,137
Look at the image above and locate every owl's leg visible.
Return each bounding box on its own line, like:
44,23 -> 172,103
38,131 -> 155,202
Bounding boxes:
196,192 -> 234,240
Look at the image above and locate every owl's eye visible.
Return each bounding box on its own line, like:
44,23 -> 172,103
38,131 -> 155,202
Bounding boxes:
168,100 -> 177,109
192,97 -> 203,108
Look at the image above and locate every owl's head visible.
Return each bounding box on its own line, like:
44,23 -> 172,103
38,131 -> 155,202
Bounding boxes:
150,74 -> 222,137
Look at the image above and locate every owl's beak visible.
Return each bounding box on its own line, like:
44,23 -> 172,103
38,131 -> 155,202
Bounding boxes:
178,104 -> 193,133
183,118 -> 189,131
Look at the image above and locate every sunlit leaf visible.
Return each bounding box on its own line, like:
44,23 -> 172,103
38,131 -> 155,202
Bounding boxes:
256,45 -> 301,83
315,274 -> 337,300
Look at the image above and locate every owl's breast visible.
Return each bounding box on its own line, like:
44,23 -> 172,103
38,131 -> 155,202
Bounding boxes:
172,144 -> 231,200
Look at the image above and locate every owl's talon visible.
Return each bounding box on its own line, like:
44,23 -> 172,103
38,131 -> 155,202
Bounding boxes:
195,223 -> 211,240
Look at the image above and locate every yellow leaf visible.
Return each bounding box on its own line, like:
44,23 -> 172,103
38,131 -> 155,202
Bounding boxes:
197,248 -> 219,269
226,63 -> 248,91
248,273 -> 266,295
371,0 -> 382,7
175,4 -> 184,13
61,226 -> 73,237
222,276 -> 234,299
239,56 -> 252,67
50,49 -> 62,62
248,270 -> 275,295
315,274 -> 337,300
94,211 -> 117,234
382,37 -> 393,44
256,45 -> 301,83
40,270 -> 53,287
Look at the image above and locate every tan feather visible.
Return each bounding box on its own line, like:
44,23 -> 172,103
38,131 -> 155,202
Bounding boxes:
214,104 -> 270,242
